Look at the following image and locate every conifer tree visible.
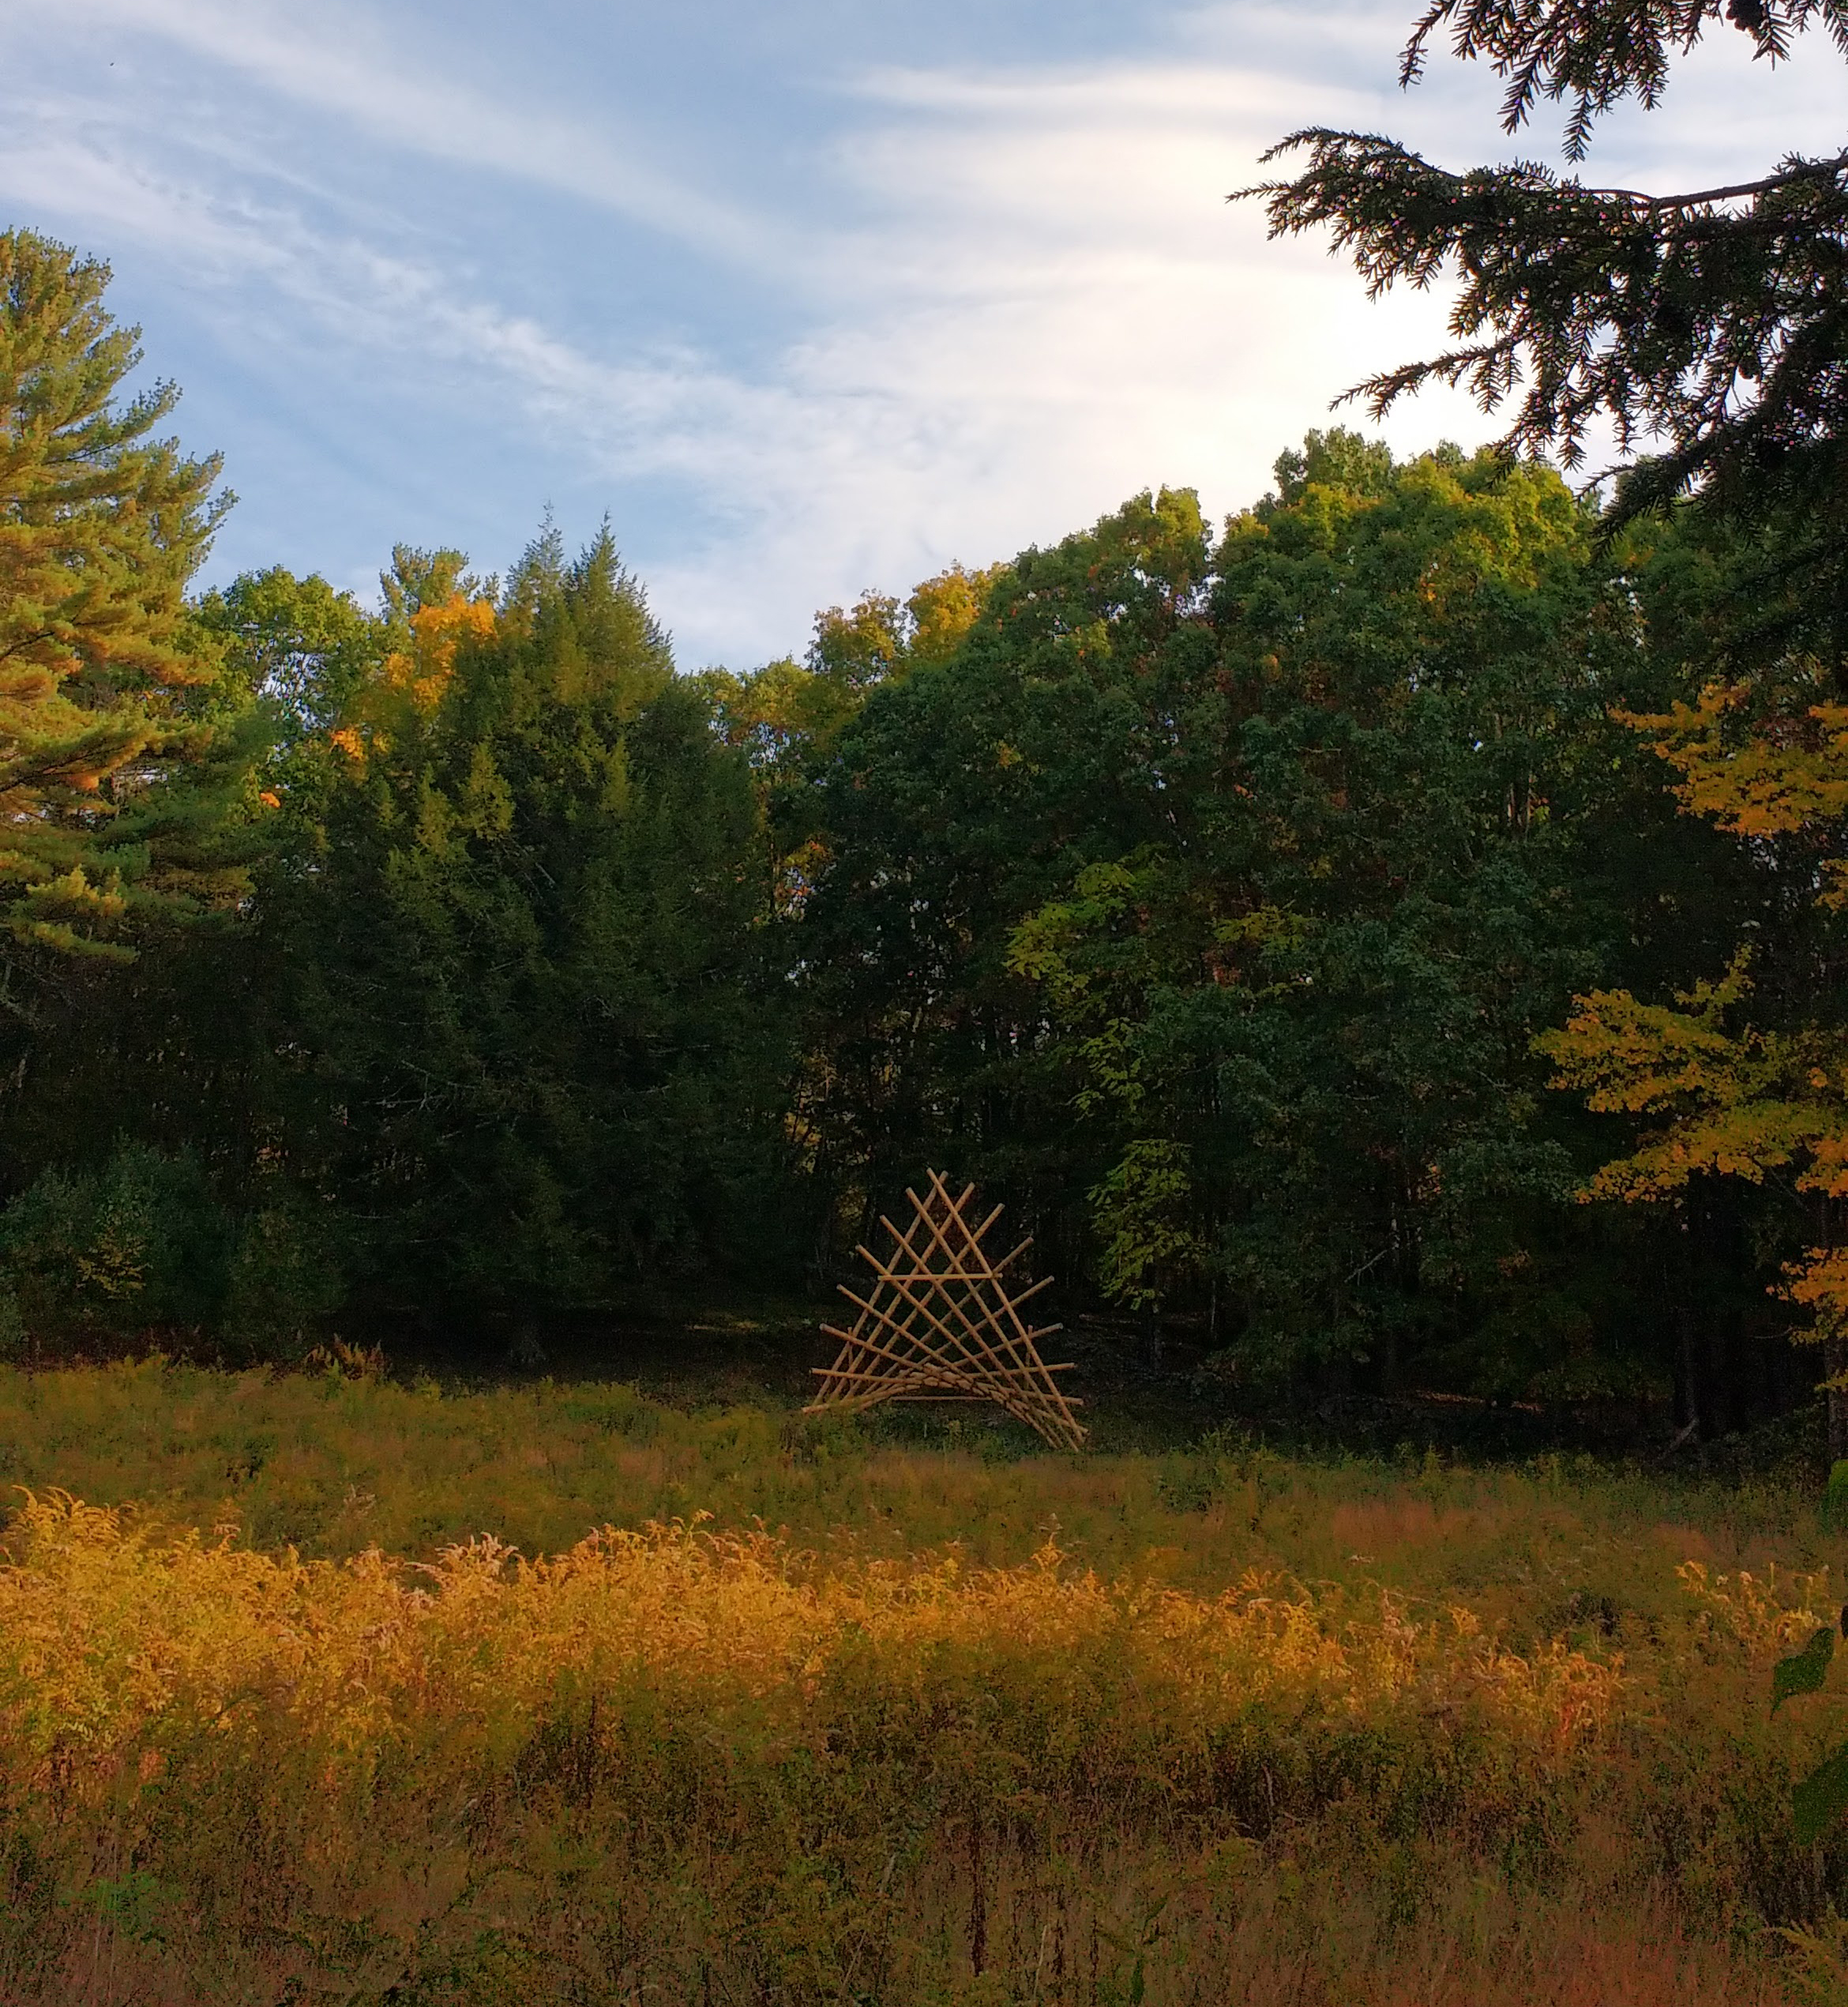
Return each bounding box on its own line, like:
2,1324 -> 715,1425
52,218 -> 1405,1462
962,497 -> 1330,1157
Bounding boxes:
273,528 -> 792,1321
0,228 -> 228,960
1244,3 -> 1848,534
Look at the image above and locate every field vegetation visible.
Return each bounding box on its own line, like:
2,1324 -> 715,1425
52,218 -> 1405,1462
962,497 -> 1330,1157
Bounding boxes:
2,1360 -> 1847,2005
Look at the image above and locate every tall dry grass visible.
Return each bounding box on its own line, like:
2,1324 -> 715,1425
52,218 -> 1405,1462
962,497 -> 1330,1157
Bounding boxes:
0,1479 -> 1844,2003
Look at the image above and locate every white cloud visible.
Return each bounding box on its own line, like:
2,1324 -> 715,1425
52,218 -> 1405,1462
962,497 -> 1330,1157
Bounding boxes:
7,0 -> 779,269
9,2 -> 1831,663
615,55 -> 1496,659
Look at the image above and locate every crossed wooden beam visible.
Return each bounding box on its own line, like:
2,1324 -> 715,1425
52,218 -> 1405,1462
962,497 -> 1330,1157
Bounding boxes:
806,1170 -> 1086,1451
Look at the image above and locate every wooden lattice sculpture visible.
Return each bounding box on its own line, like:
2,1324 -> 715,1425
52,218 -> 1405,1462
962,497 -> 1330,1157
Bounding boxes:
807,1171 -> 1086,1449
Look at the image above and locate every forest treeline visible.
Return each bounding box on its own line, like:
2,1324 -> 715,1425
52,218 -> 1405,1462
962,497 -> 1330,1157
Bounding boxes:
3,216 -> 1846,1441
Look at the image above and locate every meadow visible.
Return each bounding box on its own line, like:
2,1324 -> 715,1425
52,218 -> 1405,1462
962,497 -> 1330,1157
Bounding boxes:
5,1359 -> 1848,2005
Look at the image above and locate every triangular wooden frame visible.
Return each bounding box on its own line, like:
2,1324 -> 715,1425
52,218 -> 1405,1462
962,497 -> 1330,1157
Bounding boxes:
806,1170 -> 1086,1450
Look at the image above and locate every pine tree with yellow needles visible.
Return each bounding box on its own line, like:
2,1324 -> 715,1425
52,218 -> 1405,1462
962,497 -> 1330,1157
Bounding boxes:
0,228 -> 228,960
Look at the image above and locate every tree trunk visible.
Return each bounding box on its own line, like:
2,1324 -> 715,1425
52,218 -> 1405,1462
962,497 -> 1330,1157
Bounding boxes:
1143,1306 -> 1164,1371
1676,1306 -> 1702,1442
1827,1335 -> 1848,1464
1381,1322 -> 1402,1400
1705,1310 -> 1733,1440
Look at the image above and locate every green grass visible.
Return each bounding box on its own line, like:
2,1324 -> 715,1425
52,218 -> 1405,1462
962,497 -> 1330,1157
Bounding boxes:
0,1355 -> 1830,1628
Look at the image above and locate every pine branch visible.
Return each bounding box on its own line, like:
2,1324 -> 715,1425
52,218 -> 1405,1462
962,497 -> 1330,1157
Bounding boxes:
1399,2 -> 1848,158
1236,129 -> 1848,514
1582,149 -> 1848,208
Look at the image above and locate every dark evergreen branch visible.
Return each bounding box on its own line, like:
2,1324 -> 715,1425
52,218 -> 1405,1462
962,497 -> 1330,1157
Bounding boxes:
1400,2 -> 1848,159
1237,127 -> 1848,512
1581,148 -> 1848,208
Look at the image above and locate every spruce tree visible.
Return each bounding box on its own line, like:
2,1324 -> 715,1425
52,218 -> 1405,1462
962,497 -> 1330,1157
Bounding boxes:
272,529 -> 793,1323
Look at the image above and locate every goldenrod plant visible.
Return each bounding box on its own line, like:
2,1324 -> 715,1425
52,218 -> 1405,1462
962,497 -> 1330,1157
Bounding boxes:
0,1362 -> 1846,2001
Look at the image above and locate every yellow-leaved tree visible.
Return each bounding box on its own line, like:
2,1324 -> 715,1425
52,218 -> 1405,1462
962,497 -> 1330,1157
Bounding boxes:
326,588 -> 498,766
0,228 -> 228,958
1538,674 -> 1848,1444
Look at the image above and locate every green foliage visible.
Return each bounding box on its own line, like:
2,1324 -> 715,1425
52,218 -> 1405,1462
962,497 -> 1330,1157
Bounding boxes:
1399,3 -> 1847,154
0,213 -> 1828,1436
0,228 -> 236,966
797,484 -> 1215,1242
269,528 -> 797,1319
0,1143 -> 336,1352
1775,1626 -> 1835,1712
0,1141 -> 228,1337
792,436 -> 1740,1394
220,1198 -> 344,1354
1767,1591 -> 1848,1847
0,430 -> 1795,1418
191,564 -> 381,730
1795,1742 -> 1848,1847
1245,3 -> 1848,524
1091,1141 -> 1208,1312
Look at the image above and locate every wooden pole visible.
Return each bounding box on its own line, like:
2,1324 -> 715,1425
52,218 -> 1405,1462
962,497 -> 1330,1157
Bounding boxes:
806,1171 -> 1087,1449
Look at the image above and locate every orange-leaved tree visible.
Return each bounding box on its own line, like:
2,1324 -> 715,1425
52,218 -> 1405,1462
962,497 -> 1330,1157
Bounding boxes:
1538,670 -> 1848,1442
326,586 -> 497,767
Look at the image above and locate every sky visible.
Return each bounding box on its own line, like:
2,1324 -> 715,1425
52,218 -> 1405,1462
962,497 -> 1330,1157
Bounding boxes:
3,2 -> 1845,668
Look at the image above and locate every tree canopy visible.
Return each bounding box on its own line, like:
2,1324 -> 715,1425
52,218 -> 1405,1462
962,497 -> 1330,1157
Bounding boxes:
1,193 -> 1842,1445
1239,0 -> 1848,1440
